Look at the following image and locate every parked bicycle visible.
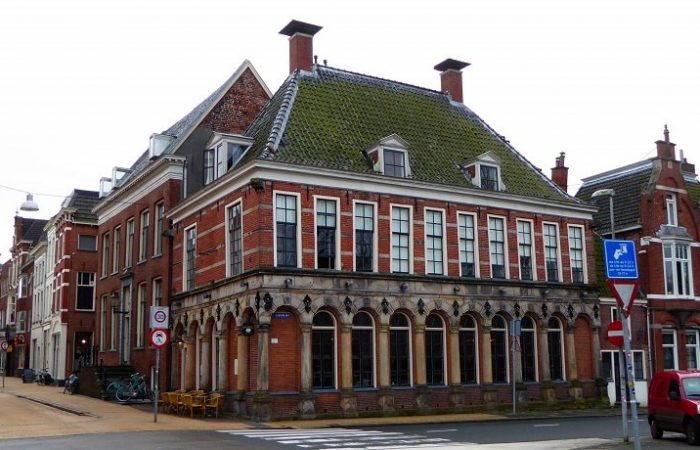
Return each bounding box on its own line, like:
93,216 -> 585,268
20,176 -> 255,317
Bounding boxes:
35,369 -> 53,385
105,372 -> 154,402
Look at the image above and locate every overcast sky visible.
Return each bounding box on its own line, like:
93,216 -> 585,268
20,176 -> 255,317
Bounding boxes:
1,0 -> 699,258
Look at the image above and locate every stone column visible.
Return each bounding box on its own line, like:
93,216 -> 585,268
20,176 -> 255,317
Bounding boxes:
538,324 -> 555,403
448,327 -> 465,409
565,327 -> 583,401
252,323 -> 272,422
377,324 -> 394,413
200,333 -> 211,391
481,326 -> 496,406
234,326 -> 248,416
298,324 -> 315,418
216,330 -> 228,391
184,336 -> 196,391
414,324 -> 430,411
591,325 -> 602,379
339,324 -> 357,417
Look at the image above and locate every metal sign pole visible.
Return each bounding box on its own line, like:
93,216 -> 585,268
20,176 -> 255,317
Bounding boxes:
618,347 -> 628,442
622,313 -> 641,450
154,347 -> 159,423
1,350 -> 5,391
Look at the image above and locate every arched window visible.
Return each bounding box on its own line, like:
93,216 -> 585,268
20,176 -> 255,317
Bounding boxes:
548,317 -> 564,381
425,314 -> 445,385
459,315 -> 478,384
389,313 -> 411,386
352,311 -> 374,388
312,311 -> 336,389
520,316 -> 537,382
491,315 -> 508,383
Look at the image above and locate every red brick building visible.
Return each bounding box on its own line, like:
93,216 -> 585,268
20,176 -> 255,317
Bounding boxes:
93,60 -> 270,390
166,20 -> 601,421
577,127 -> 700,405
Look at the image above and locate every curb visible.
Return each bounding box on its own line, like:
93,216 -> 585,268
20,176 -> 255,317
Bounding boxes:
15,394 -> 98,417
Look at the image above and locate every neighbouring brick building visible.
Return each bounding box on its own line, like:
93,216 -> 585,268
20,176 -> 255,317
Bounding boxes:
93,60 -> 270,390
166,20 -> 601,421
577,127 -> 700,406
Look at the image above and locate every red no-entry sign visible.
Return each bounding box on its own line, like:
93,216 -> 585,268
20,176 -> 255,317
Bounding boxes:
607,320 -> 624,348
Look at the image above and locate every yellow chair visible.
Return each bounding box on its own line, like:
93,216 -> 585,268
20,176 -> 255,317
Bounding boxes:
181,394 -> 205,418
159,392 -> 170,413
168,392 -> 184,415
204,393 -> 224,418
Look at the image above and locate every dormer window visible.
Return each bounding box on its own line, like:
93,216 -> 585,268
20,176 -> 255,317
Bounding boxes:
364,134 -> 411,178
666,193 -> 678,226
462,151 -> 505,192
203,133 -> 253,185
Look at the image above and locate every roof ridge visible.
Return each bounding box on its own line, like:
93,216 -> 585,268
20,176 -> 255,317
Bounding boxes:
581,160 -> 653,186
316,65 -> 447,99
260,70 -> 303,159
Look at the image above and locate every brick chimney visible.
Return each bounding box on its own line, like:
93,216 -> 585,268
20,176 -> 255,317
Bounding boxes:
656,124 -> 676,160
279,20 -> 322,74
434,58 -> 470,103
551,152 -> 569,192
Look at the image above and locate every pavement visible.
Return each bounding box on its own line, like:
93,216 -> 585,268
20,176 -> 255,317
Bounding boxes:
0,376 -> 638,443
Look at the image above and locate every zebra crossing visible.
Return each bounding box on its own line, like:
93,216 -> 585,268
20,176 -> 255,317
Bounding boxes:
218,427 -> 472,449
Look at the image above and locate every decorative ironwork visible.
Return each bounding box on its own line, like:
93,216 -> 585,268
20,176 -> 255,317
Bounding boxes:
183,312 -> 188,328
567,303 -> 575,320
216,304 -> 222,321
344,296 -> 353,315
381,298 -> 389,315
452,300 -> 460,317
484,301 -> 492,318
234,298 -> 240,317
592,304 -> 599,320
303,294 -> 312,313
514,302 -> 521,318
199,309 -> 204,324
263,292 -> 273,312
541,303 -> 548,319
254,292 -> 261,312
417,298 -> 425,315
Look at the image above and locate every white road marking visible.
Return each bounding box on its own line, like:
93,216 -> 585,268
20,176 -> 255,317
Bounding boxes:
533,423 -> 560,427
426,428 -> 458,433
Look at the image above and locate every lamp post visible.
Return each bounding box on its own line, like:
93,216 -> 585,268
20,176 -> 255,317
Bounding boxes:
591,188 -> 615,239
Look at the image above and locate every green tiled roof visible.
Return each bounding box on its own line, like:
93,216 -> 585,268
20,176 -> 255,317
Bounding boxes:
245,66 -> 578,203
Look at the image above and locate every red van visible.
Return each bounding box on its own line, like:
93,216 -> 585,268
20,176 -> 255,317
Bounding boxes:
648,370 -> 700,444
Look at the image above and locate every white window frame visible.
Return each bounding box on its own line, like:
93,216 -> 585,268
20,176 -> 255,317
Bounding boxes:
662,328 -> 679,370
125,218 -> 135,268
457,211 -> 479,278
101,232 -> 110,278
390,204 -> 413,274
204,134 -> 253,184
567,224 -> 586,283
548,316 -> 566,381
686,329 -> 700,370
112,226 -> 121,274
601,349 -> 647,381
152,278 -> 162,306
312,310 -> 338,390
75,272 -> 96,311
666,193 -> 678,226
663,241 -> 693,297
273,191 -> 302,268
352,200 -> 378,272
77,234 -> 97,251
488,215 -> 509,279
458,314 -> 480,384
542,222 -> 562,283
154,202 -> 165,257
491,314 -> 510,383
184,225 -> 197,291
313,196 -> 341,270
520,315 -> 539,382
424,208 -> 446,276
516,219 -> 536,281
136,283 -> 147,348
381,147 -> 410,178
139,209 -> 149,263
425,314 -> 448,386
225,199 -> 244,277
99,295 -> 107,350
352,311 -> 377,388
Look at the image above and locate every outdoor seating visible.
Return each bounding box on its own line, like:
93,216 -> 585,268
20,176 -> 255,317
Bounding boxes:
168,391 -> 184,415
181,394 -> 205,417
204,393 -> 223,418
159,392 -> 170,413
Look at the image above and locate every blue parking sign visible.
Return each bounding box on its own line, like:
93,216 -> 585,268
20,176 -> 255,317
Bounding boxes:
603,240 -> 638,279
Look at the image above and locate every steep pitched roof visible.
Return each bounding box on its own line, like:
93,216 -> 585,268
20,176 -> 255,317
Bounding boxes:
244,66 -> 578,203
62,189 -> 100,221
20,218 -> 48,245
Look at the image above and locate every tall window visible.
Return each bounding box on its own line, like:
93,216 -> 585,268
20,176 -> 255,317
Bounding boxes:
154,202 -> 164,256
112,226 -> 121,273
548,317 -> 564,380
425,314 -> 445,385
125,219 -> 135,268
543,223 -> 559,282
664,242 -> 692,296
203,149 -> 215,185
480,164 -> 499,190
153,278 -> 162,306
185,227 -> 196,291
100,295 -> 107,350
568,226 -> 585,283
390,313 -> 411,386
275,193 -> 298,268
491,315 -> 508,383
136,283 -> 147,347
391,206 -> 410,273
355,203 -> 374,272
76,272 -> 95,310
666,193 -> 678,226
227,203 -> 243,276
459,315 -> 477,384
458,213 -> 476,277
316,199 -> 337,269
425,209 -> 444,275
521,316 -> 537,382
352,312 -> 374,388
139,210 -> 149,262
312,311 -> 336,389
110,308 -> 117,350
663,329 -> 678,370
384,149 -> 406,177
687,330 -> 699,370
517,220 -> 533,281
101,232 -> 110,277
489,217 -> 506,279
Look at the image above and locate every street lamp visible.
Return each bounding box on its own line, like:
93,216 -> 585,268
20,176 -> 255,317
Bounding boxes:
591,188 -> 615,239
109,292 -> 129,315
19,193 -> 39,212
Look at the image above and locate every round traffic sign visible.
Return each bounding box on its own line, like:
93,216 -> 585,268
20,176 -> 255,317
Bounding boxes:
150,329 -> 170,349
607,320 -> 624,348
0,340 -> 7,351
154,310 -> 167,325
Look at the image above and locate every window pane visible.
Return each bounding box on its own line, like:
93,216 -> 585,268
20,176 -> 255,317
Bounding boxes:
459,214 -> 476,277
228,204 -> 243,275
276,195 -> 297,268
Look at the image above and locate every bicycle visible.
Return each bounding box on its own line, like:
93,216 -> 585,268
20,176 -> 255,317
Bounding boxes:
105,372 -> 154,402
